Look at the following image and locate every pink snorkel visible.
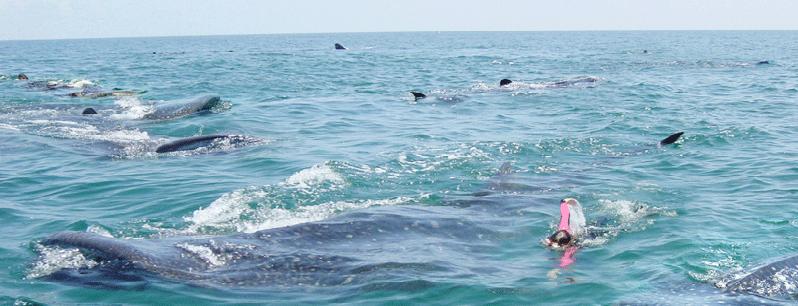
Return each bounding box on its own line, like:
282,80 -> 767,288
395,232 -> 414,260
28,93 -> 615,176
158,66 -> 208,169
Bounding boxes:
558,199 -> 570,233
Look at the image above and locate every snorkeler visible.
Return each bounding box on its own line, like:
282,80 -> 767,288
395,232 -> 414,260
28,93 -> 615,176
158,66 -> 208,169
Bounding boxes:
544,198 -> 586,270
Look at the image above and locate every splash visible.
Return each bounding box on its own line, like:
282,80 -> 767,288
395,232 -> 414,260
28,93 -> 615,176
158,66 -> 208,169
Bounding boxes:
110,96 -> 154,120
187,194 -> 413,234
281,164 -> 346,190
577,199 -> 676,247
184,162 -> 415,234
26,119 -> 151,143
66,79 -> 95,88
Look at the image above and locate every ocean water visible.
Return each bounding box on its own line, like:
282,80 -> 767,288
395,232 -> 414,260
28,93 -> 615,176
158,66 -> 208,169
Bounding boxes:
0,31 -> 797,304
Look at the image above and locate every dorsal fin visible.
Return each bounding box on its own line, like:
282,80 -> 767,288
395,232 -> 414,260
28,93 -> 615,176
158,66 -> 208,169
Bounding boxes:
410,91 -> 427,101
659,132 -> 684,146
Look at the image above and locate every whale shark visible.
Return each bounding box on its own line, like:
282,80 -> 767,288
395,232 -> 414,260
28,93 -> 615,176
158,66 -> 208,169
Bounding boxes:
155,134 -> 259,153
719,254 -> 798,299
38,202 -> 515,289
143,95 -> 222,120
0,96 -> 258,156
34,141 -> 682,290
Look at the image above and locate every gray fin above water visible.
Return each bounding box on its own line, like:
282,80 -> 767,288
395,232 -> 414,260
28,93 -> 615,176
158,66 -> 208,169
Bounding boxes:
659,132 -> 684,146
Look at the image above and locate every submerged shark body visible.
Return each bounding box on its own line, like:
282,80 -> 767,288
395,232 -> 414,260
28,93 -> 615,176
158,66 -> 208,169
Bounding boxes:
40,202 -> 514,289
721,254 -> 798,299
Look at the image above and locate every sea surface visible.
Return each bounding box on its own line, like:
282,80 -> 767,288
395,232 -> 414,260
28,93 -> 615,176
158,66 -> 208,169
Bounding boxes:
0,31 -> 797,304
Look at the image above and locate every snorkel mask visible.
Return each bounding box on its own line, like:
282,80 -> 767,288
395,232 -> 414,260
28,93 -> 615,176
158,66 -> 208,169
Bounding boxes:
545,229 -> 572,248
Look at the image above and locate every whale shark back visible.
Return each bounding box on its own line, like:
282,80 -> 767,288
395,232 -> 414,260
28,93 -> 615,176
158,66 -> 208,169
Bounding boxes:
143,95 -> 221,120
42,232 -> 207,284
722,254 -> 798,298
154,134 -> 259,153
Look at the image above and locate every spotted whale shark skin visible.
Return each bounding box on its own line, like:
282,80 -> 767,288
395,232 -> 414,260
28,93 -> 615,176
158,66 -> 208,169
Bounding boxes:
154,134 -> 256,153
38,201 -> 517,289
142,95 -> 222,120
721,254 -> 798,299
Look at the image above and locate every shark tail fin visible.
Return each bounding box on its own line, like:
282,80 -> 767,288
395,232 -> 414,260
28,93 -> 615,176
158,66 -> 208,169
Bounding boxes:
410,91 -> 426,101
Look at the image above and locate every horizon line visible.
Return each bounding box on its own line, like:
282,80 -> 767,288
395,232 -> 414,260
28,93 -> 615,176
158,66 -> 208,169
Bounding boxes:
2,29 -> 797,43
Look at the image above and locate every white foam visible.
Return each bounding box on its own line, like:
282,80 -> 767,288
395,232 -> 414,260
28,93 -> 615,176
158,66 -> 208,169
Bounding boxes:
186,186 -> 267,231
281,163 -> 346,190
240,197 -> 412,233
66,79 -> 94,88
27,244 -> 98,279
110,96 -> 153,120
28,119 -> 151,143
396,144 -> 492,174
597,199 -> 676,224
0,123 -> 20,131
573,199 -> 676,247
187,195 -> 412,234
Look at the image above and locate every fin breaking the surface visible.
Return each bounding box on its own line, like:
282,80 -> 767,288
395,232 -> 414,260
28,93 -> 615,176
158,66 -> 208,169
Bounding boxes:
659,132 -> 684,146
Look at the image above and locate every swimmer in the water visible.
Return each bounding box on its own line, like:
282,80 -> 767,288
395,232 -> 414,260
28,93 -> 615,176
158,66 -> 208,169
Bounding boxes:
17,73 -> 29,80
544,198 -> 586,275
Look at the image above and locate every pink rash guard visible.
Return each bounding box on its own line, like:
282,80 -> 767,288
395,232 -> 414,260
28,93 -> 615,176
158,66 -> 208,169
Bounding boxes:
559,246 -> 577,268
557,199 -> 577,268
558,200 -> 570,233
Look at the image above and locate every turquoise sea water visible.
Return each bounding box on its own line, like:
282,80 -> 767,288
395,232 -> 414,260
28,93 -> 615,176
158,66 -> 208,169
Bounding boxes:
1,31 -> 797,304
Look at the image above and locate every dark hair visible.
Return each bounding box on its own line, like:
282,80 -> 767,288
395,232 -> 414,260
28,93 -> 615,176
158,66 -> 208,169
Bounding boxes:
499,79 -> 512,86
548,230 -> 572,245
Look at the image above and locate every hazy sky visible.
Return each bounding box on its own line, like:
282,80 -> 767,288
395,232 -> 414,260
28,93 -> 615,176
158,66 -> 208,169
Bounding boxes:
2,0 -> 797,40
